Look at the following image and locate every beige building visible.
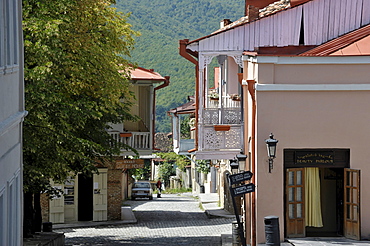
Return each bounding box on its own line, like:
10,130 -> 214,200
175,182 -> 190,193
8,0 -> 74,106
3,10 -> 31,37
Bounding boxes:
44,67 -> 169,223
180,0 -> 370,244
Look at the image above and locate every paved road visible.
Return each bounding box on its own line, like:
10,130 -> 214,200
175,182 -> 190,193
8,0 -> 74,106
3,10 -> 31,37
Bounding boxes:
56,193 -> 233,246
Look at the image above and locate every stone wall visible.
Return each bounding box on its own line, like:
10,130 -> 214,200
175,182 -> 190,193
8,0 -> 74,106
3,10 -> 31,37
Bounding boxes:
107,169 -> 123,220
41,193 -> 50,222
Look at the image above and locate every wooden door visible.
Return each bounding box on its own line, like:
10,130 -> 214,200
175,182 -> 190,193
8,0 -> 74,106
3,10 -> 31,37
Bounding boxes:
344,169 -> 360,240
286,168 -> 305,238
93,169 -> 108,221
64,177 -> 77,222
49,183 -> 65,223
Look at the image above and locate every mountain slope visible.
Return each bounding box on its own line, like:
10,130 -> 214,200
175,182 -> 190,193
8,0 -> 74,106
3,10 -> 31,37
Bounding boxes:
116,0 -> 245,132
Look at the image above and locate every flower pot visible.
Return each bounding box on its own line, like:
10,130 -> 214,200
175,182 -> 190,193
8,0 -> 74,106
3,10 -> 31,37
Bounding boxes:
214,125 -> 231,131
120,132 -> 133,138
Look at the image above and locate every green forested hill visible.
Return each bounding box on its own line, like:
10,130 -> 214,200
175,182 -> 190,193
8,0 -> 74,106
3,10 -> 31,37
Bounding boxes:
115,0 -> 245,132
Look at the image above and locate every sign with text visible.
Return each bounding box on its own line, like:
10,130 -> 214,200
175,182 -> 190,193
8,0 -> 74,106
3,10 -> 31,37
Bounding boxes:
229,171 -> 253,185
295,151 -> 334,165
116,159 -> 145,169
231,183 -> 255,197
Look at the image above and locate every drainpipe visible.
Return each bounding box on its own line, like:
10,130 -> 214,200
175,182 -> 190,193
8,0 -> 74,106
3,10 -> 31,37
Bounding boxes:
241,71 -> 257,246
153,76 -> 170,150
179,39 -> 199,153
248,79 -> 257,246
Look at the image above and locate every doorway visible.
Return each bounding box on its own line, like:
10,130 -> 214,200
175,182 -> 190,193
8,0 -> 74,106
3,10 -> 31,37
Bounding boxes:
78,174 -> 93,221
305,168 -> 343,237
285,168 -> 360,239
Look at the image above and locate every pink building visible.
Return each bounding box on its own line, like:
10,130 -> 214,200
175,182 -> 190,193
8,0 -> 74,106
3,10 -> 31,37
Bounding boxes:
180,0 -> 370,244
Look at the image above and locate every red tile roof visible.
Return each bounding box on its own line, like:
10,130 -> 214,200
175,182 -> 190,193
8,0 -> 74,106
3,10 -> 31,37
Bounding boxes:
168,96 -> 195,115
129,67 -> 167,81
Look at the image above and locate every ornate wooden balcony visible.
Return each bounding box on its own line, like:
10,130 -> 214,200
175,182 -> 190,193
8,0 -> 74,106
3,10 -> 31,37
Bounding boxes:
197,96 -> 243,159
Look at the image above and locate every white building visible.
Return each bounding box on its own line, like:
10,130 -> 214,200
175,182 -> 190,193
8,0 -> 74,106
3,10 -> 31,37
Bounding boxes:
0,0 -> 26,245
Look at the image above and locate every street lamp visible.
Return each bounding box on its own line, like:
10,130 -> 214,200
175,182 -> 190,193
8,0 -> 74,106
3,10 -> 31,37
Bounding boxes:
229,158 -> 239,173
265,133 -> 278,173
236,153 -> 247,171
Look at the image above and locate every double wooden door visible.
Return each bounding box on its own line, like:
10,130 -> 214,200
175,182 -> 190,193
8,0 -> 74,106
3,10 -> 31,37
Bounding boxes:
285,168 -> 360,240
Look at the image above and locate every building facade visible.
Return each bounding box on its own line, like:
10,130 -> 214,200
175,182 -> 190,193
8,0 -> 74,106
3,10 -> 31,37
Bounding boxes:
0,0 -> 26,245
180,0 -> 370,244
45,67 -> 169,223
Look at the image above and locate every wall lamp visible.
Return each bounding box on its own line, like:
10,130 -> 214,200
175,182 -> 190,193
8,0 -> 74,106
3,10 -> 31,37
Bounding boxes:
229,153 -> 248,173
229,158 -> 239,173
265,133 -> 278,173
236,153 -> 247,171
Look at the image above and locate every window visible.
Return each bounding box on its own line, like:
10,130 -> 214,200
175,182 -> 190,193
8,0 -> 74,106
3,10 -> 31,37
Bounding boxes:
0,0 -> 19,74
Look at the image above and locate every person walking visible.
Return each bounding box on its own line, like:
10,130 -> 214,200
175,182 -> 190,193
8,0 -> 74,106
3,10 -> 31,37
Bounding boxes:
156,178 -> 162,198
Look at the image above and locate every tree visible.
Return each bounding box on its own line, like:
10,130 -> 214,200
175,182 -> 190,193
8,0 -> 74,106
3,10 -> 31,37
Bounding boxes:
156,152 -> 190,187
22,0 -> 138,236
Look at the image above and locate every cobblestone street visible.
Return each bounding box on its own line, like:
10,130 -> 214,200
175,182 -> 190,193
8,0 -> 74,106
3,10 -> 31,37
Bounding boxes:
55,193 -> 234,245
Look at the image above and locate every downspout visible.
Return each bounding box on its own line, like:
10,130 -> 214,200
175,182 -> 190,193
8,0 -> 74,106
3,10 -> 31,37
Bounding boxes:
153,76 -> 170,150
248,79 -> 257,246
179,39 -> 199,153
240,75 -> 251,246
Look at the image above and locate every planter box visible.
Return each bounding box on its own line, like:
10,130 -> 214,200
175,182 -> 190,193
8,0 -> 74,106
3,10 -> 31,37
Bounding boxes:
120,132 -> 133,138
214,125 -> 231,131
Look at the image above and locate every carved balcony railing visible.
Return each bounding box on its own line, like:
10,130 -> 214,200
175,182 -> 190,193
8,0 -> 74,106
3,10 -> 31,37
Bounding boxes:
199,125 -> 242,151
203,108 -> 242,125
108,131 -> 151,150
199,95 -> 243,152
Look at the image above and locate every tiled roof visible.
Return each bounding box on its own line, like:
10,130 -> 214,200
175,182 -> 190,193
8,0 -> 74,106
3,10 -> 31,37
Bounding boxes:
168,96 -> 195,114
129,67 -> 166,81
300,24 -> 370,56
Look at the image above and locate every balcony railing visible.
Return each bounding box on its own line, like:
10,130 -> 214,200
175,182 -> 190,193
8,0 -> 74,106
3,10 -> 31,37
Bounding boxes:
203,108 -> 242,125
199,125 -> 242,151
207,95 -> 241,108
174,139 -> 195,154
108,131 -> 151,150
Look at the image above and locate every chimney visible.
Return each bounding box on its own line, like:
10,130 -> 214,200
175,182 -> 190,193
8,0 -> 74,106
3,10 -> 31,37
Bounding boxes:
220,19 -> 232,29
247,5 -> 260,22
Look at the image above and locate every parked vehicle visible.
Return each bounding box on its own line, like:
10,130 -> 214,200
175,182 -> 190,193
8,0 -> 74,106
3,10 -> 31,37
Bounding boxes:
131,181 -> 153,200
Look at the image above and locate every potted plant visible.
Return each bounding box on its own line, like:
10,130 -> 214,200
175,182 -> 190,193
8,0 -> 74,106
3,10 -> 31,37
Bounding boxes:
230,94 -> 241,101
209,93 -> 219,100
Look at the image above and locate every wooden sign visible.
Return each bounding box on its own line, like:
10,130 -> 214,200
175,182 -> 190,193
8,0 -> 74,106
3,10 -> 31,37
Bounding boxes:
116,159 -> 145,169
229,171 -> 253,185
231,183 -> 255,197
295,151 -> 334,165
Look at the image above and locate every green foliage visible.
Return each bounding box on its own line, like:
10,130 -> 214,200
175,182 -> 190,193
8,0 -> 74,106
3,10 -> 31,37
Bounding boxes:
158,161 -> 175,187
115,0 -> 245,132
196,159 -> 211,174
180,115 -> 191,139
23,0 -> 138,193
157,152 -> 190,171
129,160 -> 151,181
160,187 -> 192,194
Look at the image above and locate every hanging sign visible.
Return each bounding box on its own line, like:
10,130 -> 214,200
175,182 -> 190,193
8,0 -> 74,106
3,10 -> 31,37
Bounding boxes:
228,171 -> 253,185
116,159 -> 145,169
231,183 -> 255,197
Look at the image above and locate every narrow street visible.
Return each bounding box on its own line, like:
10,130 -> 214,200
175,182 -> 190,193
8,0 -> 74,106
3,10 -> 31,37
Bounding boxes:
55,193 -> 233,245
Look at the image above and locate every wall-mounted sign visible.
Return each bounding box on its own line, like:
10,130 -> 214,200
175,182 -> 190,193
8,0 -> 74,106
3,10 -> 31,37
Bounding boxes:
229,171 -> 253,185
284,149 -> 350,168
116,159 -> 145,169
295,151 -> 334,165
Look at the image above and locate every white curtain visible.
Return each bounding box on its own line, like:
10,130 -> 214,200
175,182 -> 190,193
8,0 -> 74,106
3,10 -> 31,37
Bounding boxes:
305,167 -> 323,227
